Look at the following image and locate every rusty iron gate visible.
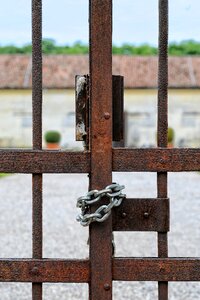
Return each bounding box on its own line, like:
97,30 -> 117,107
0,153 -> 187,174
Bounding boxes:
1,0 -> 200,299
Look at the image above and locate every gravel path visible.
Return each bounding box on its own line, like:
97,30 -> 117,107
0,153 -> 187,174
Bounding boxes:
0,172 -> 200,299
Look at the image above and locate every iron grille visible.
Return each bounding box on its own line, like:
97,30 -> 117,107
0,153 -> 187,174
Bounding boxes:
0,1 -> 199,300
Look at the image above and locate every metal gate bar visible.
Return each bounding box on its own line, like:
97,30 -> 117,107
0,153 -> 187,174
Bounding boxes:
0,258 -> 200,282
89,0 -> 113,299
32,0 -> 43,299
1,148 -> 200,173
157,0 -> 168,299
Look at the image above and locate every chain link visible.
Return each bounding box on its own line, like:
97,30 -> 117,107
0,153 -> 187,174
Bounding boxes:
76,183 -> 125,226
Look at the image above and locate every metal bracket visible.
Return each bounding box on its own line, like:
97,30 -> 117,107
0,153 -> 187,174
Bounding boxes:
75,75 -> 90,149
75,75 -> 124,149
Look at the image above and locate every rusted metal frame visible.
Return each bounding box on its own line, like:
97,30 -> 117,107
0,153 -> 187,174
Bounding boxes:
89,0 -> 113,299
112,148 -> 200,172
112,198 -> 169,232
0,150 -> 90,173
75,75 -> 124,146
113,258 -> 200,281
75,75 -> 90,149
32,0 -> 43,298
112,76 -> 124,143
157,0 -> 169,299
0,259 -> 90,283
1,148 -> 200,173
2,257 -> 200,283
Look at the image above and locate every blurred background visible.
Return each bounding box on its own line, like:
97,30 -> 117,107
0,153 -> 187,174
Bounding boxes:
0,0 -> 200,149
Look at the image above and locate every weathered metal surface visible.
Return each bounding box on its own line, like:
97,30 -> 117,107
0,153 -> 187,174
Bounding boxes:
113,258 -> 200,281
157,0 -> 169,298
89,0 -> 113,299
0,150 -> 90,173
75,75 -> 89,148
0,0 -> 198,298
32,0 -> 43,298
76,75 -> 124,143
0,259 -> 89,282
32,0 -> 42,151
2,257 -> 200,283
112,75 -> 124,142
113,148 -> 200,172
1,148 -> 200,174
32,174 -> 42,299
112,198 -> 169,232
157,0 -> 168,149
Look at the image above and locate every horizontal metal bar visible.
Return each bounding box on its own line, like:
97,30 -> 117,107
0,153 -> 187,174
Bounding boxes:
0,259 -> 89,283
0,150 -> 90,173
112,198 -> 169,232
113,258 -> 200,281
113,148 -> 200,172
1,258 -> 200,283
1,148 -> 200,173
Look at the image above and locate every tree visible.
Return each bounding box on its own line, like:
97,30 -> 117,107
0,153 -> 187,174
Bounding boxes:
1,40 -> 200,55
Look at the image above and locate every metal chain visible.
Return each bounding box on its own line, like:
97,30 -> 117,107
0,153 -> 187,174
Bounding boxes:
76,183 -> 125,226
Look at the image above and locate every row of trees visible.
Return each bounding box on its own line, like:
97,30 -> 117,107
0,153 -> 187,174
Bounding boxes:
1,39 -> 200,55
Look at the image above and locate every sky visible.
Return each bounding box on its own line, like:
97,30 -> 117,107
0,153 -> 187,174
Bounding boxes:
0,0 -> 199,46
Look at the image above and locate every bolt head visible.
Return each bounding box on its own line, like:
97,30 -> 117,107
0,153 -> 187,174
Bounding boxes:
31,267 -> 39,275
121,212 -> 127,218
104,283 -> 111,291
160,267 -> 165,272
104,112 -> 110,120
144,212 -> 149,218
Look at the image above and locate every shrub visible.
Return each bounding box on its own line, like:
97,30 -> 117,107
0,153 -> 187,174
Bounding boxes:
44,131 -> 61,143
168,127 -> 175,143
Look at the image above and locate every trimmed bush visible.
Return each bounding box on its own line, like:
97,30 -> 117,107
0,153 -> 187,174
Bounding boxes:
44,131 -> 61,143
168,127 -> 175,144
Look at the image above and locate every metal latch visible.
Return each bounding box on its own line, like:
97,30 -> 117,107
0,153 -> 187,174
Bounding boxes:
75,75 -> 124,149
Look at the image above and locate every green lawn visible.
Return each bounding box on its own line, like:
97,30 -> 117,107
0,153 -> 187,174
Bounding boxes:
0,173 -> 10,178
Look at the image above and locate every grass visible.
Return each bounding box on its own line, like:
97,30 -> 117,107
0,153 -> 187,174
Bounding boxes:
0,173 -> 10,178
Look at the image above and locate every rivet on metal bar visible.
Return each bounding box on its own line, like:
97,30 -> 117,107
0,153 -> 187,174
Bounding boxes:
76,183 -> 126,226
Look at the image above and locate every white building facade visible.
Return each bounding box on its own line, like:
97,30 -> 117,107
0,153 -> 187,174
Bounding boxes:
0,88 -> 200,149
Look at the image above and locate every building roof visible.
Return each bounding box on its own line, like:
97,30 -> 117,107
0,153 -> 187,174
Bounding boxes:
0,54 -> 200,89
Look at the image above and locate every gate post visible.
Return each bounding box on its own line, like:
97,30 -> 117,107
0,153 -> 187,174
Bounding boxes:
89,0 -> 113,299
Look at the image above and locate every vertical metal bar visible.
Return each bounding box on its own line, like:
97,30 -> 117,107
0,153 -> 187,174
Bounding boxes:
112,76 -> 124,143
32,0 -> 43,299
89,0 -> 113,299
157,0 -> 168,299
